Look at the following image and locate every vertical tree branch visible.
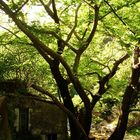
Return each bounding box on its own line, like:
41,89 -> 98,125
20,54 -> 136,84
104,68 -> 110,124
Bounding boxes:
39,0 -> 55,19
66,3 -> 81,42
52,0 -> 59,24
73,5 -> 99,74
85,5 -> 99,47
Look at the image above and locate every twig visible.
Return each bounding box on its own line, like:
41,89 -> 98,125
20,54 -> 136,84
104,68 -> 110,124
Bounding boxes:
0,25 -> 20,39
15,0 -> 29,14
100,0 -> 140,20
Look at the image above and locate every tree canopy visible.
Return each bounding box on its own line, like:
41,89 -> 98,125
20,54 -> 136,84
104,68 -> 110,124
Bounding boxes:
0,0 -> 140,140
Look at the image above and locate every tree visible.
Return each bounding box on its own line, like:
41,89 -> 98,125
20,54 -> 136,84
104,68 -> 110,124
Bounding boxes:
0,0 -> 140,140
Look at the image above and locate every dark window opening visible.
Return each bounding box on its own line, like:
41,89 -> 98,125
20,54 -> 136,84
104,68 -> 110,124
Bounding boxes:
19,108 -> 29,133
0,114 -> 2,126
46,134 -> 57,140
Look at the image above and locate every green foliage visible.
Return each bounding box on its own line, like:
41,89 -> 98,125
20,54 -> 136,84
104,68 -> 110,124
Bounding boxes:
0,0 -> 136,104
128,127 -> 140,136
0,38 -> 57,93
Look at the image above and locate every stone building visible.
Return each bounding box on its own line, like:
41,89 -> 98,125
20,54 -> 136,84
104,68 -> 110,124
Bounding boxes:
0,95 -> 67,140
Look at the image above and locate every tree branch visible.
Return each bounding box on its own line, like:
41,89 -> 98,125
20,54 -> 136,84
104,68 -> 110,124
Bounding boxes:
73,5 -> 99,74
52,0 -> 59,24
91,53 -> 129,108
47,0 -> 52,7
45,30 -> 77,53
83,0 -> 95,9
104,0 -> 135,35
33,28 -> 78,53
15,0 -> 29,14
78,71 -> 101,80
90,58 -> 111,72
109,48 -> 140,140
100,0 -> 140,20
73,53 -> 81,74
0,0 -> 91,112
39,0 -> 55,20
99,53 -> 129,94
0,39 -> 33,47
129,108 -> 140,112
51,0 -> 66,55
60,19 -> 82,41
24,24 -> 77,53
66,3 -> 81,42
81,22 -> 91,40
0,1 -> 53,64
0,25 -> 20,39
85,5 -> 99,48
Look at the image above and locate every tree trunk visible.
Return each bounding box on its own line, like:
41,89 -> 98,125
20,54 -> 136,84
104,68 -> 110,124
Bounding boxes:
109,46 -> 140,140
50,60 -> 92,140
50,61 -> 83,140
108,86 -> 132,140
78,108 -> 92,140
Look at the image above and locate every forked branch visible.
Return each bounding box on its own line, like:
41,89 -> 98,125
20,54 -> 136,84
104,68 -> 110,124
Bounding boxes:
91,53 -> 129,108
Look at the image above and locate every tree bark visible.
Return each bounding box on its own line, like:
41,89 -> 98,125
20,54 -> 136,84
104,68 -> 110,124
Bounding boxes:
50,61 -> 82,140
78,108 -> 92,140
50,60 -> 92,140
109,47 -> 140,140
108,86 -> 132,140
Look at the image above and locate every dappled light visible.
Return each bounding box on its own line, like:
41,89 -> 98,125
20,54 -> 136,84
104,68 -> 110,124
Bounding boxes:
0,0 -> 140,140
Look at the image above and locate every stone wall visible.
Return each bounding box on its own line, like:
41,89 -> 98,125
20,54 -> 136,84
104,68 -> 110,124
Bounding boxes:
0,95 -> 68,140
